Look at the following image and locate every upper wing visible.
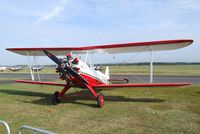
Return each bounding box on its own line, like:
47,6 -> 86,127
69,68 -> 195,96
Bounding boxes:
6,39 -> 193,56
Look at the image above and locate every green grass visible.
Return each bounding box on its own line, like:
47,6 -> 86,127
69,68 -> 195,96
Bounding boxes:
0,79 -> 200,133
109,65 -> 200,76
0,65 -> 200,133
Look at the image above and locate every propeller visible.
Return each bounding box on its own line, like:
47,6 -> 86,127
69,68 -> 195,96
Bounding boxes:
43,50 -> 88,84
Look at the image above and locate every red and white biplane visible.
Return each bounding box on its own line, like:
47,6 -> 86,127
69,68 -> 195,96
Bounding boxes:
6,39 -> 193,108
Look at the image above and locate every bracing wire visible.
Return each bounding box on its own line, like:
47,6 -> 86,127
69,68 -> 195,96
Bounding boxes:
123,46 -> 149,63
114,46 -> 150,83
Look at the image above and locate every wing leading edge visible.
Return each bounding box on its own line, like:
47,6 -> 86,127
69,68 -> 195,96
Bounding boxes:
6,39 -> 193,56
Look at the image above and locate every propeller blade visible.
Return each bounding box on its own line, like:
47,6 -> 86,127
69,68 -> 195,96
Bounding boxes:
43,50 -> 67,77
43,50 -> 62,66
43,50 -> 88,84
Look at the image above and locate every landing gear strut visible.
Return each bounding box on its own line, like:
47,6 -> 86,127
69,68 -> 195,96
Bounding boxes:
52,91 -> 61,105
85,84 -> 105,108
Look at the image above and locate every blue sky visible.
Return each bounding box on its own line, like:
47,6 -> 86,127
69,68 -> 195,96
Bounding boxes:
0,0 -> 200,65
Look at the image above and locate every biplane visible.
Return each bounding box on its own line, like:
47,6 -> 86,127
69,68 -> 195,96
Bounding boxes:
6,39 -> 193,108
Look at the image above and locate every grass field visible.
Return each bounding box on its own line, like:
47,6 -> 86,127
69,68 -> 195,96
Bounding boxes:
109,65 -> 200,76
0,79 -> 200,133
1,65 -> 200,76
0,65 -> 200,133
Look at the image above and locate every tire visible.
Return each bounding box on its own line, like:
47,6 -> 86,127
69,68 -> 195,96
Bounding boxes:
97,93 -> 104,108
52,91 -> 61,105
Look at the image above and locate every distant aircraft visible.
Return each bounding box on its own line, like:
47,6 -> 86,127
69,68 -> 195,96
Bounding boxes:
9,66 -> 22,71
0,67 -> 7,72
6,39 -> 193,108
31,66 -> 43,71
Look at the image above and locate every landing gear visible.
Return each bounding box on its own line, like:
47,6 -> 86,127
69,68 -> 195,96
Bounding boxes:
51,85 -> 105,108
97,93 -> 104,108
52,85 -> 71,105
85,84 -> 105,108
52,91 -> 61,105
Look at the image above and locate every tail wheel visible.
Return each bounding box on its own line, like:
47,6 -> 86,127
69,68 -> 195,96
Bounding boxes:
97,93 -> 104,108
52,91 -> 61,105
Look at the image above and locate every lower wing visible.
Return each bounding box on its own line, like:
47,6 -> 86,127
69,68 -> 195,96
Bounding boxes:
15,80 -> 190,88
92,83 -> 190,89
15,80 -> 66,87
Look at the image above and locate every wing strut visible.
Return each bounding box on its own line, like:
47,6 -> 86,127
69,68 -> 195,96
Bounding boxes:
27,52 -> 41,81
27,52 -> 34,81
84,51 -> 89,63
33,55 -> 41,81
150,47 -> 153,83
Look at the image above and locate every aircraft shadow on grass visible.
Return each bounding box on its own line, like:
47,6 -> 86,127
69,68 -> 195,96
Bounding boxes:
0,89 -> 165,108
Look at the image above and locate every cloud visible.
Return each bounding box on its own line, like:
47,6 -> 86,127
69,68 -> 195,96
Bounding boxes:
1,0 -> 200,64
35,0 -> 69,24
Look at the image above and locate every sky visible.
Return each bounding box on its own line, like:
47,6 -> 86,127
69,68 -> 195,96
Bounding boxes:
0,0 -> 200,65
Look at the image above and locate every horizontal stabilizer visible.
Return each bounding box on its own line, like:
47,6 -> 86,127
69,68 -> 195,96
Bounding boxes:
108,78 -> 129,84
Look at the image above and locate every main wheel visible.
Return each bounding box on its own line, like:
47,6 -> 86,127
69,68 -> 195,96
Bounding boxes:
52,91 -> 61,105
97,93 -> 104,108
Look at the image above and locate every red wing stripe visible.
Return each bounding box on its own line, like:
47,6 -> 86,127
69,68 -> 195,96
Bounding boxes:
92,83 -> 190,88
15,80 -> 66,87
80,39 -> 193,50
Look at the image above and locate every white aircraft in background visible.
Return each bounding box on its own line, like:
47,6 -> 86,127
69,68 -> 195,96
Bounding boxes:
31,66 -> 43,71
9,66 -> 23,71
0,66 -> 7,72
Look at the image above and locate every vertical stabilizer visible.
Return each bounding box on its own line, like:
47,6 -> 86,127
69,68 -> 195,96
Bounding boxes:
105,66 -> 110,80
